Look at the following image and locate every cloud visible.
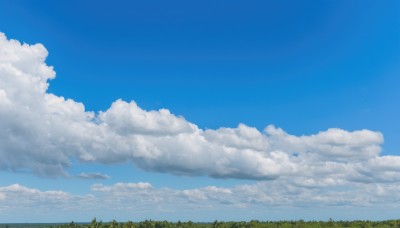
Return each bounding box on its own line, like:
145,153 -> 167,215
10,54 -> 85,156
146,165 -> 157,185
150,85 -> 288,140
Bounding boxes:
99,100 -> 197,136
0,184 -> 94,211
1,182 -> 400,222
0,32 -> 399,185
91,182 -> 153,192
76,172 -> 110,180
265,126 -> 383,161
0,184 -> 96,222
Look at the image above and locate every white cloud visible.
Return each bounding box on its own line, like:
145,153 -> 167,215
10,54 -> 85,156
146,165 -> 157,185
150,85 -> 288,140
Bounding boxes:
265,125 -> 383,161
91,182 -> 153,192
99,99 -> 197,135
0,32 -> 399,186
77,172 -> 110,180
1,182 -> 400,222
0,184 -> 94,211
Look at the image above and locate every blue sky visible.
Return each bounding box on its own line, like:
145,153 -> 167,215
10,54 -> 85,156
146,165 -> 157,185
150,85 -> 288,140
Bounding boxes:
0,0 -> 400,223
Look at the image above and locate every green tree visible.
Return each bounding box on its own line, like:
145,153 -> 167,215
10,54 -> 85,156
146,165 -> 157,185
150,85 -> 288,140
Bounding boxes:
124,221 -> 135,228
90,218 -> 99,228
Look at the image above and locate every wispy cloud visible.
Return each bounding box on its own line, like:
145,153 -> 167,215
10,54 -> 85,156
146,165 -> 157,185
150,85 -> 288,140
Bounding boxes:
76,172 -> 110,180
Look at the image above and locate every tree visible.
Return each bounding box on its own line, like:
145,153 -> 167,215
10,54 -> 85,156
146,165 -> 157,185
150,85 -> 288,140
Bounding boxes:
90,218 -> 99,228
110,220 -> 119,228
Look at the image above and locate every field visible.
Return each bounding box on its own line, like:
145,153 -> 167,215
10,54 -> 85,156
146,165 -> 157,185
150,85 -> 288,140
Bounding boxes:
1,219 -> 400,228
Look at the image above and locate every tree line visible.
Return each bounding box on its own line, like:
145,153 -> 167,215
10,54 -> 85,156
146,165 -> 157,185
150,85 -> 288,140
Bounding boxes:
48,218 -> 400,228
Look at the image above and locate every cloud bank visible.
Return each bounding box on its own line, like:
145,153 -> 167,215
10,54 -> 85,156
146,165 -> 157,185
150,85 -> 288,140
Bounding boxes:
0,33 -> 399,185
1,182 -> 399,222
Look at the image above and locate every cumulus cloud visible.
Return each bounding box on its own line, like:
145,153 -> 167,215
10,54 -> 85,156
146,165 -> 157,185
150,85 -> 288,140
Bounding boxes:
0,32 -> 399,186
99,100 -> 197,135
0,184 -> 94,211
265,126 -> 383,161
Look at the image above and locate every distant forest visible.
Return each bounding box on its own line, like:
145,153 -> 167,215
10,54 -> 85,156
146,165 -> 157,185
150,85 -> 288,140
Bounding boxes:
2,219 -> 400,228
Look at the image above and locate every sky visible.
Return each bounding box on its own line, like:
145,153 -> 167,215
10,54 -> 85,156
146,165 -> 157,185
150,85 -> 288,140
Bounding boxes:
0,0 -> 400,223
